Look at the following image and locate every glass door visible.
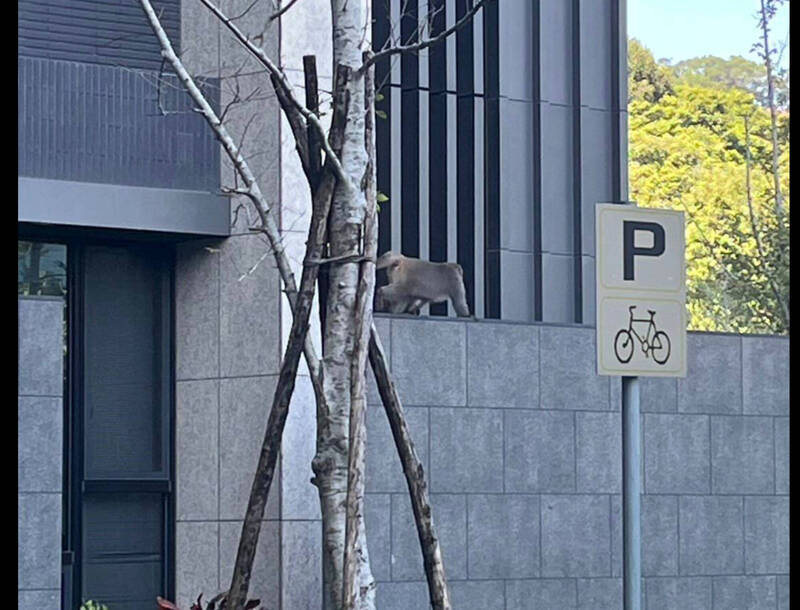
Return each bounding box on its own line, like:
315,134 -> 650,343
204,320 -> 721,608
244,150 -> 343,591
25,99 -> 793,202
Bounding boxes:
68,242 -> 174,610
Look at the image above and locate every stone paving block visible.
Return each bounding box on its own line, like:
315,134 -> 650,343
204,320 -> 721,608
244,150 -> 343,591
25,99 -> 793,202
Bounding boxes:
642,495 -> 678,577
540,325 -> 610,410
219,73 -> 280,218
678,333 -> 742,414
281,375 -> 320,520
18,298 -> 64,397
219,376 -> 280,520
219,235 -> 280,377
744,496 -> 789,574
711,416 -> 774,494
644,414 -> 710,494
645,577 -> 711,610
391,319 -> 467,406
576,411 -> 621,493
468,494 -> 539,579
742,336 -> 789,415
18,493 -> 61,590
18,397 -> 62,493
281,520 -> 322,610
175,521 -> 218,608
467,322 -> 539,408
391,493 -> 466,581
777,575 -> 789,610
505,410 -> 575,493
375,582 -> 429,610
505,579 -> 577,609
679,496 -> 744,575
279,0 -> 333,75
176,380 -> 218,521
541,253 -> 575,324
577,578 -> 622,610
450,580 -> 504,610
366,406 -> 428,494
775,417 -> 789,494
175,239 -> 220,380
712,576 -> 777,610
364,494 -> 391,582
179,0 -> 219,77
18,589 -> 59,610
430,408 -> 503,493
499,250 -> 535,324
541,495 -> 611,577
641,377 -> 678,413
219,521 -> 279,608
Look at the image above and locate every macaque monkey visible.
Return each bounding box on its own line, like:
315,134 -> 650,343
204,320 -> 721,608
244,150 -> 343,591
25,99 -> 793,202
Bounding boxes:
374,251 -> 471,317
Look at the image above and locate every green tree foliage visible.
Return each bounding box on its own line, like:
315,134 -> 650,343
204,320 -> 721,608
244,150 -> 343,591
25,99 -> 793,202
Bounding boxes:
628,42 -> 790,334
671,55 -> 789,108
628,38 -> 674,103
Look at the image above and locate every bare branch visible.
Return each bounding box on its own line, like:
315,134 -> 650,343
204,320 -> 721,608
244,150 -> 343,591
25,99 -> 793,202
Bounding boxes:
360,0 -> 488,75
198,0 -> 351,187
137,0 -> 327,394
269,0 -> 301,21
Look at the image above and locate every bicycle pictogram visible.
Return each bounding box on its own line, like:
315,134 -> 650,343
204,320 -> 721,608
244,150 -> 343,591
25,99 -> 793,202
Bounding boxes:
614,305 -> 671,365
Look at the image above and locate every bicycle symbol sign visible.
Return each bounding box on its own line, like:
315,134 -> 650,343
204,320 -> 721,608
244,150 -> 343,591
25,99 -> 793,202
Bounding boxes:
596,204 -> 686,377
614,306 -> 671,365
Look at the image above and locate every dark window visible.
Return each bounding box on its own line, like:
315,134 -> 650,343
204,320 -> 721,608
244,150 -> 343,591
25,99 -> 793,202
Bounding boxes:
18,241 -> 67,297
74,243 -> 173,609
20,234 -> 179,610
83,246 -> 169,480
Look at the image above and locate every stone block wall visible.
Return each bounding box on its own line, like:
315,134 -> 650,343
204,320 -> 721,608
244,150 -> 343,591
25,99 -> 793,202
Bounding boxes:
365,317 -> 790,609
366,318 -> 623,609
640,333 -> 790,610
18,297 -> 65,610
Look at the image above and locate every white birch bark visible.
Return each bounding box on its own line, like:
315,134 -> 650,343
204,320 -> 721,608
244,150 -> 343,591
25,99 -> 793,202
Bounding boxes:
313,2 -> 376,608
139,1 -> 487,606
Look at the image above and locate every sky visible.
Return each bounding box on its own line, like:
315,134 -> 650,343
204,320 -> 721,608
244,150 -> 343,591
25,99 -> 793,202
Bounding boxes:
628,0 -> 790,70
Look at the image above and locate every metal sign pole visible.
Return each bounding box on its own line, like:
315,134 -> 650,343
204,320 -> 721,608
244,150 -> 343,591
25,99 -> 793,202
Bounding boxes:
622,375 -> 641,610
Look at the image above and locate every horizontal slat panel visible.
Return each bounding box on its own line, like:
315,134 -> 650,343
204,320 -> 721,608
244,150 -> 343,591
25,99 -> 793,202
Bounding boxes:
18,0 -> 179,70
18,57 -> 220,191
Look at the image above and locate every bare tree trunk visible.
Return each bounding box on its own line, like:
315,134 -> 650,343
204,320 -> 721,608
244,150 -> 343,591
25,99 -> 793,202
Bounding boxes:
139,1 -> 489,606
368,330 -> 452,610
342,51 -> 379,610
224,66 -> 350,610
314,2 -> 376,608
758,0 -> 784,220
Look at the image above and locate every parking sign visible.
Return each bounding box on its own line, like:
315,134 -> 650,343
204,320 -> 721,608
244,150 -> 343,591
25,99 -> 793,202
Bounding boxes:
596,204 -> 686,377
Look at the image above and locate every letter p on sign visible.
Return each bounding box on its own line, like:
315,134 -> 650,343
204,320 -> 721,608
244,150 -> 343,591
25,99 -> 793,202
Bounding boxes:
623,221 -> 665,281
596,204 -> 687,377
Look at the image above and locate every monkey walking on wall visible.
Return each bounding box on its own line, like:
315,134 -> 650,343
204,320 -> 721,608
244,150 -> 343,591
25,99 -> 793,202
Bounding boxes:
374,251 -> 471,317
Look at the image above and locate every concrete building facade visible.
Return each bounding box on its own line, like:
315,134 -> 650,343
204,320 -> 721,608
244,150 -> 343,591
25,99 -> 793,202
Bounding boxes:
18,1 -> 789,609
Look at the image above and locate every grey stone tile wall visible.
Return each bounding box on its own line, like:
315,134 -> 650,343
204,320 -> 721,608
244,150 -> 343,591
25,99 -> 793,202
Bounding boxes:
174,0 -> 286,605
642,333 -> 789,610
175,236 -> 282,609
18,298 -> 63,610
366,320 -> 789,609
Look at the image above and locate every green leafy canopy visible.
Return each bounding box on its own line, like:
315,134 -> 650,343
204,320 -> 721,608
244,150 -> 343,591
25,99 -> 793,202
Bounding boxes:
628,40 -> 790,334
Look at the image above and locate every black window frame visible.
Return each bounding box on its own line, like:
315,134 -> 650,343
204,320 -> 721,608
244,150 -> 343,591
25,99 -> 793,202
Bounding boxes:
18,225 -> 176,610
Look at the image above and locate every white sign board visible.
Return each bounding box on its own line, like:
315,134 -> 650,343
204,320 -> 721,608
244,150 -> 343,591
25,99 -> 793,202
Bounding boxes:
596,204 -> 686,377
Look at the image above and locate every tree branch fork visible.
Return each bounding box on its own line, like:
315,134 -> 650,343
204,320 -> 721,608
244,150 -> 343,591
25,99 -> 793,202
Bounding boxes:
136,0 -> 489,607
